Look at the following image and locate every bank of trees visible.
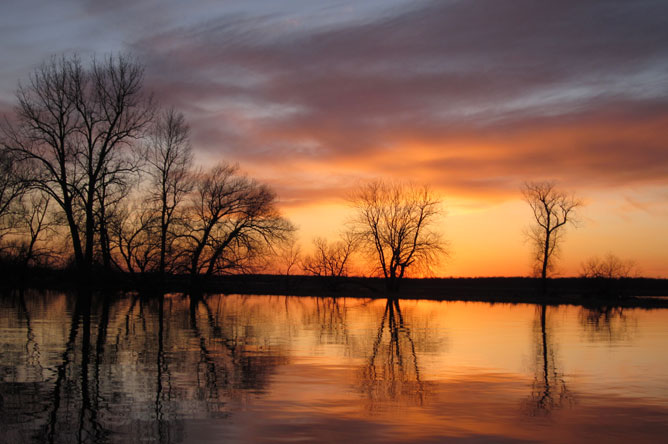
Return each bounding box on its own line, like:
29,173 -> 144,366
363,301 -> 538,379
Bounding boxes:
0,54 -> 292,279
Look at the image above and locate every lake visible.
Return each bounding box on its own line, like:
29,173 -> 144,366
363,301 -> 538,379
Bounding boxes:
1,290 -> 667,443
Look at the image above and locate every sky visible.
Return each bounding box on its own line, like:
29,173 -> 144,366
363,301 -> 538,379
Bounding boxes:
1,0 -> 667,277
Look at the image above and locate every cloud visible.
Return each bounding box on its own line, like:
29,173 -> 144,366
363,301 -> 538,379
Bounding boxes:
3,0 -> 668,206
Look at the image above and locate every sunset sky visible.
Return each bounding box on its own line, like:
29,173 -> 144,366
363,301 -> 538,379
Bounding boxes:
1,0 -> 667,277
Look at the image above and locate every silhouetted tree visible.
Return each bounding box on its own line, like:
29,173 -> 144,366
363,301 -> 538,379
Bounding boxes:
182,163 -> 293,279
350,180 -> 445,292
580,253 -> 637,299
144,108 -> 193,275
0,147 -> 28,244
94,164 -> 138,269
580,253 -> 636,279
271,236 -> 303,293
9,191 -> 57,267
522,181 -> 582,286
275,236 -> 302,277
2,54 -> 154,273
110,202 -> 159,274
302,233 -> 356,280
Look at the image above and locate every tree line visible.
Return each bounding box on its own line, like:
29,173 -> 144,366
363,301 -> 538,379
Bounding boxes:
0,53 -> 637,291
0,54 -> 293,281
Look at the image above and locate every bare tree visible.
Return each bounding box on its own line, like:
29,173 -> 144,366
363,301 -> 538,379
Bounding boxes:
349,180 -> 445,292
0,188 -> 56,266
95,165 -> 137,269
2,54 -> 153,272
13,191 -> 57,266
302,233 -> 356,279
144,108 -> 193,275
522,181 -> 582,283
182,163 -> 293,280
0,147 -> 28,243
110,202 -> 159,275
273,235 -> 302,277
580,253 -> 636,279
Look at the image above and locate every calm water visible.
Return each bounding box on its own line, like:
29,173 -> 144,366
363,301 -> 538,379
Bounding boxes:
1,290 -> 668,443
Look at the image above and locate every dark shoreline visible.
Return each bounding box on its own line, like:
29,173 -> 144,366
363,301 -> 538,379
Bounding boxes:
2,265 -> 668,309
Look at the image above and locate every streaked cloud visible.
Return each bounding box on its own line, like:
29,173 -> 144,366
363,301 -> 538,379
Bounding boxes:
114,0 -> 668,202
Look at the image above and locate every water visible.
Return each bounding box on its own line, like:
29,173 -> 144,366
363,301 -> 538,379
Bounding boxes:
1,290 -> 667,443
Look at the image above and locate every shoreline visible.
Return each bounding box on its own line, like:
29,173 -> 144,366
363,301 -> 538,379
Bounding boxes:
3,266 -> 668,309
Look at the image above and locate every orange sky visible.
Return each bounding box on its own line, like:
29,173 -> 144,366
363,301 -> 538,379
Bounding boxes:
276,185 -> 668,278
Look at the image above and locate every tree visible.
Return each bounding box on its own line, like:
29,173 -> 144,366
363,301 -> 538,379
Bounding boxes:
349,180 -> 445,292
95,163 -> 138,269
0,147 -> 28,243
273,235 -> 302,277
522,181 -> 582,283
11,191 -> 57,267
302,233 -> 356,279
182,163 -> 293,279
110,201 -> 159,275
580,253 -> 636,279
2,54 -> 153,272
144,108 -> 193,275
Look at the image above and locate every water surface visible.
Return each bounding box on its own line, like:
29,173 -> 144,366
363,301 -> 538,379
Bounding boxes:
1,290 -> 667,443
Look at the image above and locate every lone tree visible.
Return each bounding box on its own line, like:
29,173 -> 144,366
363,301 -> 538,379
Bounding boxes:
350,180 -> 445,292
2,54 -> 153,272
522,181 -> 582,284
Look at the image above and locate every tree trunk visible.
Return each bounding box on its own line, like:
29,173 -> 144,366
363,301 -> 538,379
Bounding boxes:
541,230 -> 550,295
84,188 -> 96,271
61,190 -> 85,271
159,195 -> 168,275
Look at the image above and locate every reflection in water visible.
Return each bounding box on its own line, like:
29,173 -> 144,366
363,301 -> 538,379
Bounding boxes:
579,306 -> 636,343
1,291 -> 668,443
523,305 -> 574,416
308,297 -> 349,346
0,291 -> 288,443
359,298 -> 426,410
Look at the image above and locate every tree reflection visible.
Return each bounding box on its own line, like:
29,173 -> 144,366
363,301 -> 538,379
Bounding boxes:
17,289 -> 44,380
0,291 -> 287,443
358,298 -> 426,409
301,296 -> 350,346
523,305 -> 573,416
155,293 -> 171,444
579,306 -> 635,343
